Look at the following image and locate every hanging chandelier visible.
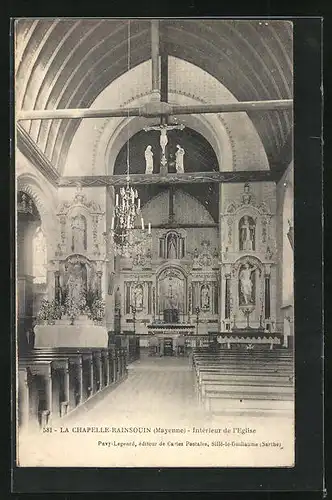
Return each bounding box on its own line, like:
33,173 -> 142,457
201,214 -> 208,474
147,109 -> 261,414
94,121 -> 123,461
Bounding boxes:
110,178 -> 151,257
110,20 -> 151,258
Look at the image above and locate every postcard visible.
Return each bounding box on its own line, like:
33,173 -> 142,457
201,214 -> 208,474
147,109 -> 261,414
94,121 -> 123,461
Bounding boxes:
15,18 -> 295,468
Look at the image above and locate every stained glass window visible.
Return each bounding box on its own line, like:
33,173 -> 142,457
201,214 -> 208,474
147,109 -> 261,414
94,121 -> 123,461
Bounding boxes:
33,227 -> 47,284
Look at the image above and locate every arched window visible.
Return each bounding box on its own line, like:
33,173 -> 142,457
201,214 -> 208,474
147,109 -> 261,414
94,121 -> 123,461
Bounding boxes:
32,227 -> 47,284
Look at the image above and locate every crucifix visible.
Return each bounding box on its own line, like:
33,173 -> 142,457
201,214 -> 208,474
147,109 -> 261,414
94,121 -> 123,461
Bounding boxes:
143,123 -> 185,173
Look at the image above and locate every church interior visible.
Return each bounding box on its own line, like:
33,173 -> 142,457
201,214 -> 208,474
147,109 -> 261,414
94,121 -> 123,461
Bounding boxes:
15,19 -> 295,466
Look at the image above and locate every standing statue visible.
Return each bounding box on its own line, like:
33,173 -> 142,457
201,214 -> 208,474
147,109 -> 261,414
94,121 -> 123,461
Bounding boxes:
240,216 -> 255,251
175,145 -> 185,173
71,215 -> 87,252
239,262 -> 257,305
144,145 -> 154,174
167,233 -> 178,259
242,183 -> 252,205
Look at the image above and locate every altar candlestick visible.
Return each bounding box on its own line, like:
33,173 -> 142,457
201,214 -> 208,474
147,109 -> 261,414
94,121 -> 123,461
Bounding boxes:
148,222 -> 151,235
138,198 -> 140,210
115,194 -> 119,206
141,218 -> 145,230
111,216 -> 115,230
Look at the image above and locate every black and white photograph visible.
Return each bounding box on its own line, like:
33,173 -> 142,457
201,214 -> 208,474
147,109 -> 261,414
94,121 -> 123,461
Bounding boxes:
15,18 -> 295,467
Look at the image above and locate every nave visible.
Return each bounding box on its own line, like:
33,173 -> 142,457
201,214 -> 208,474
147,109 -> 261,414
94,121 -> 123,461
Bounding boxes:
18,346 -> 294,467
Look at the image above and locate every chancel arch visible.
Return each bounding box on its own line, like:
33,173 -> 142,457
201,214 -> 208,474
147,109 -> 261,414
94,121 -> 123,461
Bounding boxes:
64,56 -> 270,177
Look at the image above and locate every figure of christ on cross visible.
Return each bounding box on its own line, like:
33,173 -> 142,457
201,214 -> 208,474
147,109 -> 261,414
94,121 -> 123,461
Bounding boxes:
143,123 -> 185,173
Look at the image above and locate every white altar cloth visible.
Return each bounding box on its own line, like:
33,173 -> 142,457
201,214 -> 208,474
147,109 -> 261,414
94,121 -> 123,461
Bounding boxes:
34,324 -> 108,348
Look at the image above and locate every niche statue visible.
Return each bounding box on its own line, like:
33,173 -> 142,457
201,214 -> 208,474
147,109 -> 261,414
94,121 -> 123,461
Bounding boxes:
239,216 -> 255,251
239,262 -> 257,305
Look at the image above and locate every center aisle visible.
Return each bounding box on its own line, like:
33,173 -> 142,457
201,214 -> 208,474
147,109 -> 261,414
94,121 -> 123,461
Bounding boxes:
68,352 -> 206,426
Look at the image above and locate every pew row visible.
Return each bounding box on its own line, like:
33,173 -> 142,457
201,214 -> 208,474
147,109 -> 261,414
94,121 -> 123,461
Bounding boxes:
192,347 -> 294,416
18,346 -> 127,430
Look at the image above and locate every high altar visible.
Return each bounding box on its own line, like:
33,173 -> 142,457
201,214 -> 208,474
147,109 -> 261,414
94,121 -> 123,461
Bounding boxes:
35,181 -> 281,349
115,182 -> 280,348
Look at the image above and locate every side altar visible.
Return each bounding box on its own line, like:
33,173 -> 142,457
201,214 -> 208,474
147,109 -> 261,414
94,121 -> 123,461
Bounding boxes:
34,187 -> 109,348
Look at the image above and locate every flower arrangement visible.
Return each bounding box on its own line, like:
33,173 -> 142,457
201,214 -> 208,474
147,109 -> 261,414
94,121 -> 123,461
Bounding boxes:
87,298 -> 105,323
37,299 -> 63,324
36,288 -> 105,325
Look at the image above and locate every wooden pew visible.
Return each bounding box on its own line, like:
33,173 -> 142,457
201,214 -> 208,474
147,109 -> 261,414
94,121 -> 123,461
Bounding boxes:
32,348 -> 98,397
192,348 -> 294,415
18,359 -> 54,427
19,346 -> 128,429
18,366 -> 35,430
30,349 -> 85,407
198,375 -> 293,403
20,356 -> 70,421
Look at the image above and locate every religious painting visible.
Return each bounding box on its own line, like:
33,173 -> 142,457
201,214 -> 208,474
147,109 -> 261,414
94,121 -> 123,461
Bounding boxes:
131,283 -> 143,311
62,260 -> 88,312
158,267 -> 186,315
71,214 -> 87,253
200,283 -> 210,310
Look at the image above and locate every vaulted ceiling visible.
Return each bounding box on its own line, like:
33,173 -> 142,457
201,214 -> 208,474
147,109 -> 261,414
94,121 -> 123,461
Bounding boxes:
15,19 -> 293,173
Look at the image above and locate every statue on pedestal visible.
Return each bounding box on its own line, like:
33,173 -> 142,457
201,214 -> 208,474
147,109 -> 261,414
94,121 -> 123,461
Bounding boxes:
239,216 -> 255,251
144,145 -> 154,174
175,145 -> 185,173
241,183 -> 252,205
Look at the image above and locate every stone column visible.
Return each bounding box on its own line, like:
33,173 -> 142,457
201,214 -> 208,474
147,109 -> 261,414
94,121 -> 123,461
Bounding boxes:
54,271 -> 61,303
96,271 -> 103,298
152,286 -> 156,322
